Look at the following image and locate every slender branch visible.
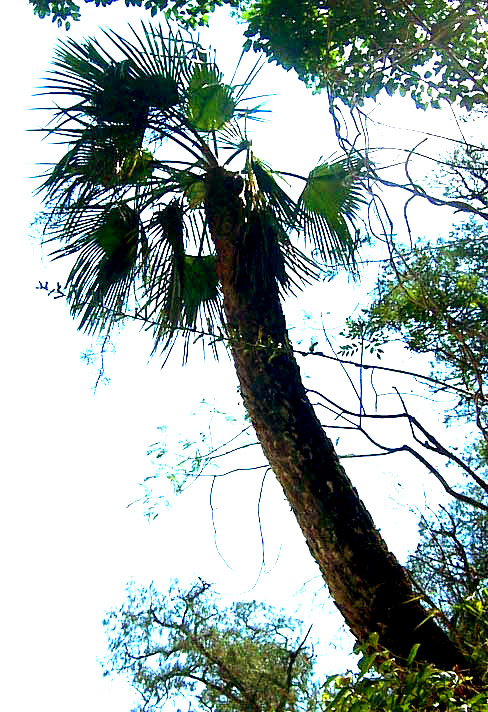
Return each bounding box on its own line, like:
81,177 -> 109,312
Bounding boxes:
277,624 -> 313,712
296,348 -> 474,400
209,474 -> 234,570
309,388 -> 488,511
254,467 -> 271,588
75,300 -> 476,401
394,388 -> 488,494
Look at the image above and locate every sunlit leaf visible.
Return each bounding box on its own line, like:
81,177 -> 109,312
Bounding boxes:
187,65 -> 236,131
118,148 -> 154,183
298,155 -> 366,269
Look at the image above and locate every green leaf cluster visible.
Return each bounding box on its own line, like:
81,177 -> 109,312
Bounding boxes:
29,0 -> 225,28
29,0 -> 81,28
241,0 -> 488,110
323,636 -> 487,711
452,587 -> 488,678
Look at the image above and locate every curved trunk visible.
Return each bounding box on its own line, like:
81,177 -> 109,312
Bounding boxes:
204,166 -> 466,670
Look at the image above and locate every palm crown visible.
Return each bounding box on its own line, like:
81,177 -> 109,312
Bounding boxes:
38,21 -> 366,357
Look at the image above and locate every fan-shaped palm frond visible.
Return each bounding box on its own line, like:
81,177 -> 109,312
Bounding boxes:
187,64 -> 236,132
39,125 -> 155,210
41,24 -> 190,131
51,203 -> 148,333
298,154 -> 366,270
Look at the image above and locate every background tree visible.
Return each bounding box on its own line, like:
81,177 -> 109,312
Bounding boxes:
407,480 -> 488,682
36,20 -> 466,669
103,579 -> 319,711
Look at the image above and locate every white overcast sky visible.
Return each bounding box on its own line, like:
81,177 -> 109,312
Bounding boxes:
1,2 -> 473,711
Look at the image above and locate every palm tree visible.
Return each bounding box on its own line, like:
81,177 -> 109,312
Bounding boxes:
37,21 -> 466,670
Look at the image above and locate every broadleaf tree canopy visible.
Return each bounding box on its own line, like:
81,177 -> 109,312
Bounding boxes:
29,0 -> 488,109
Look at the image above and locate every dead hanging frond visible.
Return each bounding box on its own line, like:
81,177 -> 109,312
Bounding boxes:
142,200 -> 224,360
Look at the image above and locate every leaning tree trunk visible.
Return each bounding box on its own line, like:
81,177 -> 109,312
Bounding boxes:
204,165 -> 467,670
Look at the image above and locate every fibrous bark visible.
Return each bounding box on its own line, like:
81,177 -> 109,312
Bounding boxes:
204,164 -> 467,670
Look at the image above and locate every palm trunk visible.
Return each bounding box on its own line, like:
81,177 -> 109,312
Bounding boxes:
204,165 -> 466,670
